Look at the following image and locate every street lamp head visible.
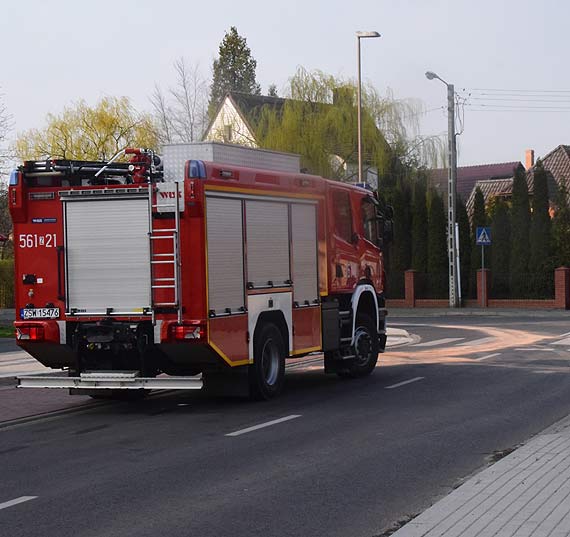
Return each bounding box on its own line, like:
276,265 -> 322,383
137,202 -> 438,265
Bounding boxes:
356,31 -> 381,39
425,71 -> 438,80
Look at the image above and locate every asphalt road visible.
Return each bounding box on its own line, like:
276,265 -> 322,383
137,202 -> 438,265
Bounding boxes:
1,313 -> 570,537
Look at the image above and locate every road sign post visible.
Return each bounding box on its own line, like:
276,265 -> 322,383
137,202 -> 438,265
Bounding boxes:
476,227 -> 492,307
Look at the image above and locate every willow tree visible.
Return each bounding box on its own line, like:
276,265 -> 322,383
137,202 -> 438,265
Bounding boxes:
256,67 -> 443,184
15,97 -> 158,161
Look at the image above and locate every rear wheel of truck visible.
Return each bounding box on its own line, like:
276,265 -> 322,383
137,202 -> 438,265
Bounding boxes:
249,322 -> 286,400
338,313 -> 379,378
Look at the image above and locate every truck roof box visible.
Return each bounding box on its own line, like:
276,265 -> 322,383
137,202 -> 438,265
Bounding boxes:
161,142 -> 301,181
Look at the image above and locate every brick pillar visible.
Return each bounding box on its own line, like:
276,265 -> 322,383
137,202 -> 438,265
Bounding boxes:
477,269 -> 491,308
554,266 -> 570,309
404,270 -> 417,308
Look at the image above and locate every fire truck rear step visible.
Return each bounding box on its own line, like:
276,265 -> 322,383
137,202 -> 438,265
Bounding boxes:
18,371 -> 203,390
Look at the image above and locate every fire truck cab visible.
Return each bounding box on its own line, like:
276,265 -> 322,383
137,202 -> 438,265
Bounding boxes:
10,143 -> 392,399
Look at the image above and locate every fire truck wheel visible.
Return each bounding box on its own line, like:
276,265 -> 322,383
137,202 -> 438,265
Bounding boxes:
249,322 -> 286,400
339,313 -> 379,378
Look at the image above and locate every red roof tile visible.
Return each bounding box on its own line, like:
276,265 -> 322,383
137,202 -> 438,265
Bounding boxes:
428,161 -> 523,199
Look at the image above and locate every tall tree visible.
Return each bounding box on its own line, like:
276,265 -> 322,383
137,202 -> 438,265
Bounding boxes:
0,90 -> 11,178
456,196 -> 471,300
386,179 -> 412,298
469,187 -> 486,297
529,160 -> 553,296
489,197 -> 510,297
208,27 -> 261,119
427,191 -> 448,298
151,58 -> 208,144
510,165 -> 531,296
15,97 -> 158,161
552,182 -> 570,267
411,176 -> 428,273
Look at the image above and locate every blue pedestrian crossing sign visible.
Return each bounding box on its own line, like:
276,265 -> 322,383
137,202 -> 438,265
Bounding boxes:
476,226 -> 491,246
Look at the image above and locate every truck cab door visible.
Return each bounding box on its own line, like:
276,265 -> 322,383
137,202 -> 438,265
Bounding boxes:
329,187 -> 360,291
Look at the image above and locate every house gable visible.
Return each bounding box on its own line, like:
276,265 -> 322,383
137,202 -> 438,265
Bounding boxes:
203,94 -> 259,147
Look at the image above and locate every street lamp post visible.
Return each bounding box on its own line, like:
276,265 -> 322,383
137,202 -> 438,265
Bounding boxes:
356,31 -> 380,183
425,70 -> 459,308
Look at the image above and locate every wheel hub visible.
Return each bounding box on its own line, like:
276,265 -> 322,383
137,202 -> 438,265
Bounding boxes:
354,328 -> 372,365
261,338 -> 280,386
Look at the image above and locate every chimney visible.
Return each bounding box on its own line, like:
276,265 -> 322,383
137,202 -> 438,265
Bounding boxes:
525,149 -> 535,170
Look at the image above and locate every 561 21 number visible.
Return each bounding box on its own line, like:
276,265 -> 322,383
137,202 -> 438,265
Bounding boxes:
18,234 -> 57,248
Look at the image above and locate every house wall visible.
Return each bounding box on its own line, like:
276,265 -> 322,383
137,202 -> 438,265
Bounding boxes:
204,98 -> 258,147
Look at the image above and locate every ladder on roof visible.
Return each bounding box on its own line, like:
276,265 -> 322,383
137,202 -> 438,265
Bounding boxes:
148,182 -> 182,324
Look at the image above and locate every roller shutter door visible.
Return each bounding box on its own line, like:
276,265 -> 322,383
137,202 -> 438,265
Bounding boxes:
65,197 -> 150,313
206,197 -> 245,313
291,203 -> 318,305
245,201 -> 290,288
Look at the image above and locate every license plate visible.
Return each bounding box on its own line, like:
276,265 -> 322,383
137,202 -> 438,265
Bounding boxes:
21,308 -> 60,320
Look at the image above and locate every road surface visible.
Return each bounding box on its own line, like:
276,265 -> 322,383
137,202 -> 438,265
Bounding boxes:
1,313 -> 569,537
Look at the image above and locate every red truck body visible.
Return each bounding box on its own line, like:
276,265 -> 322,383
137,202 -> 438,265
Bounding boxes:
9,143 -> 390,398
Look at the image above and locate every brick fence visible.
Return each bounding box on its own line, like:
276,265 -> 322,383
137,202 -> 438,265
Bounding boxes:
387,267 -> 570,309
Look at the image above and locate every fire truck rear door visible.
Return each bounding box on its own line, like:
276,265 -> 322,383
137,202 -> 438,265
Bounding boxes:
63,193 -> 151,315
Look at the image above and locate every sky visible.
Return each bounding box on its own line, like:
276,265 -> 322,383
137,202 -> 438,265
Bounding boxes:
2,0 -> 570,167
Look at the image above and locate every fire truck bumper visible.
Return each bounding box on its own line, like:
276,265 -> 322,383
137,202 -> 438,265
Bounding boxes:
17,370 -> 203,390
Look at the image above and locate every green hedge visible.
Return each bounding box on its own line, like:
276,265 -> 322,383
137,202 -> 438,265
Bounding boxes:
0,259 -> 14,308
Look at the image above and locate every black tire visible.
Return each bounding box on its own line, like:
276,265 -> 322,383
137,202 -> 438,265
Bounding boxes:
338,313 -> 379,378
249,322 -> 286,400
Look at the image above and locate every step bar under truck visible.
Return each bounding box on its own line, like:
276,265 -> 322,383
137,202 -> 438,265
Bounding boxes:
18,371 -> 203,390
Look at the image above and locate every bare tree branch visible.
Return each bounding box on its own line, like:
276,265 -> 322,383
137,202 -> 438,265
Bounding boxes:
150,58 -> 208,144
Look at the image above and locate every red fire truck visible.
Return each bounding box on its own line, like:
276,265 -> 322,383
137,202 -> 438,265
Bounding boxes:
9,143 -> 392,399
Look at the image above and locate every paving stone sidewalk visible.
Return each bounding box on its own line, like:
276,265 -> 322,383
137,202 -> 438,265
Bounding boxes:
392,415 -> 570,537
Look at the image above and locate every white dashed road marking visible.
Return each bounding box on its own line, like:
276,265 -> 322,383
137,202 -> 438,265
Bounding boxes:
414,338 -> 464,347
226,415 -> 302,437
385,377 -> 425,390
0,496 -> 37,511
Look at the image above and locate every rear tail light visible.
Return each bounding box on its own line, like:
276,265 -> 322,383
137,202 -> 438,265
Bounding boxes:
169,324 -> 206,342
16,326 -> 45,341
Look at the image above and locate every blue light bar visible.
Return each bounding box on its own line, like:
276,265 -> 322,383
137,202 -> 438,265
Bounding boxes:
9,169 -> 19,186
188,160 -> 206,179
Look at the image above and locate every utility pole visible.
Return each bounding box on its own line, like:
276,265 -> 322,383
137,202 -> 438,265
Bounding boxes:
425,70 -> 460,308
447,83 -> 459,307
